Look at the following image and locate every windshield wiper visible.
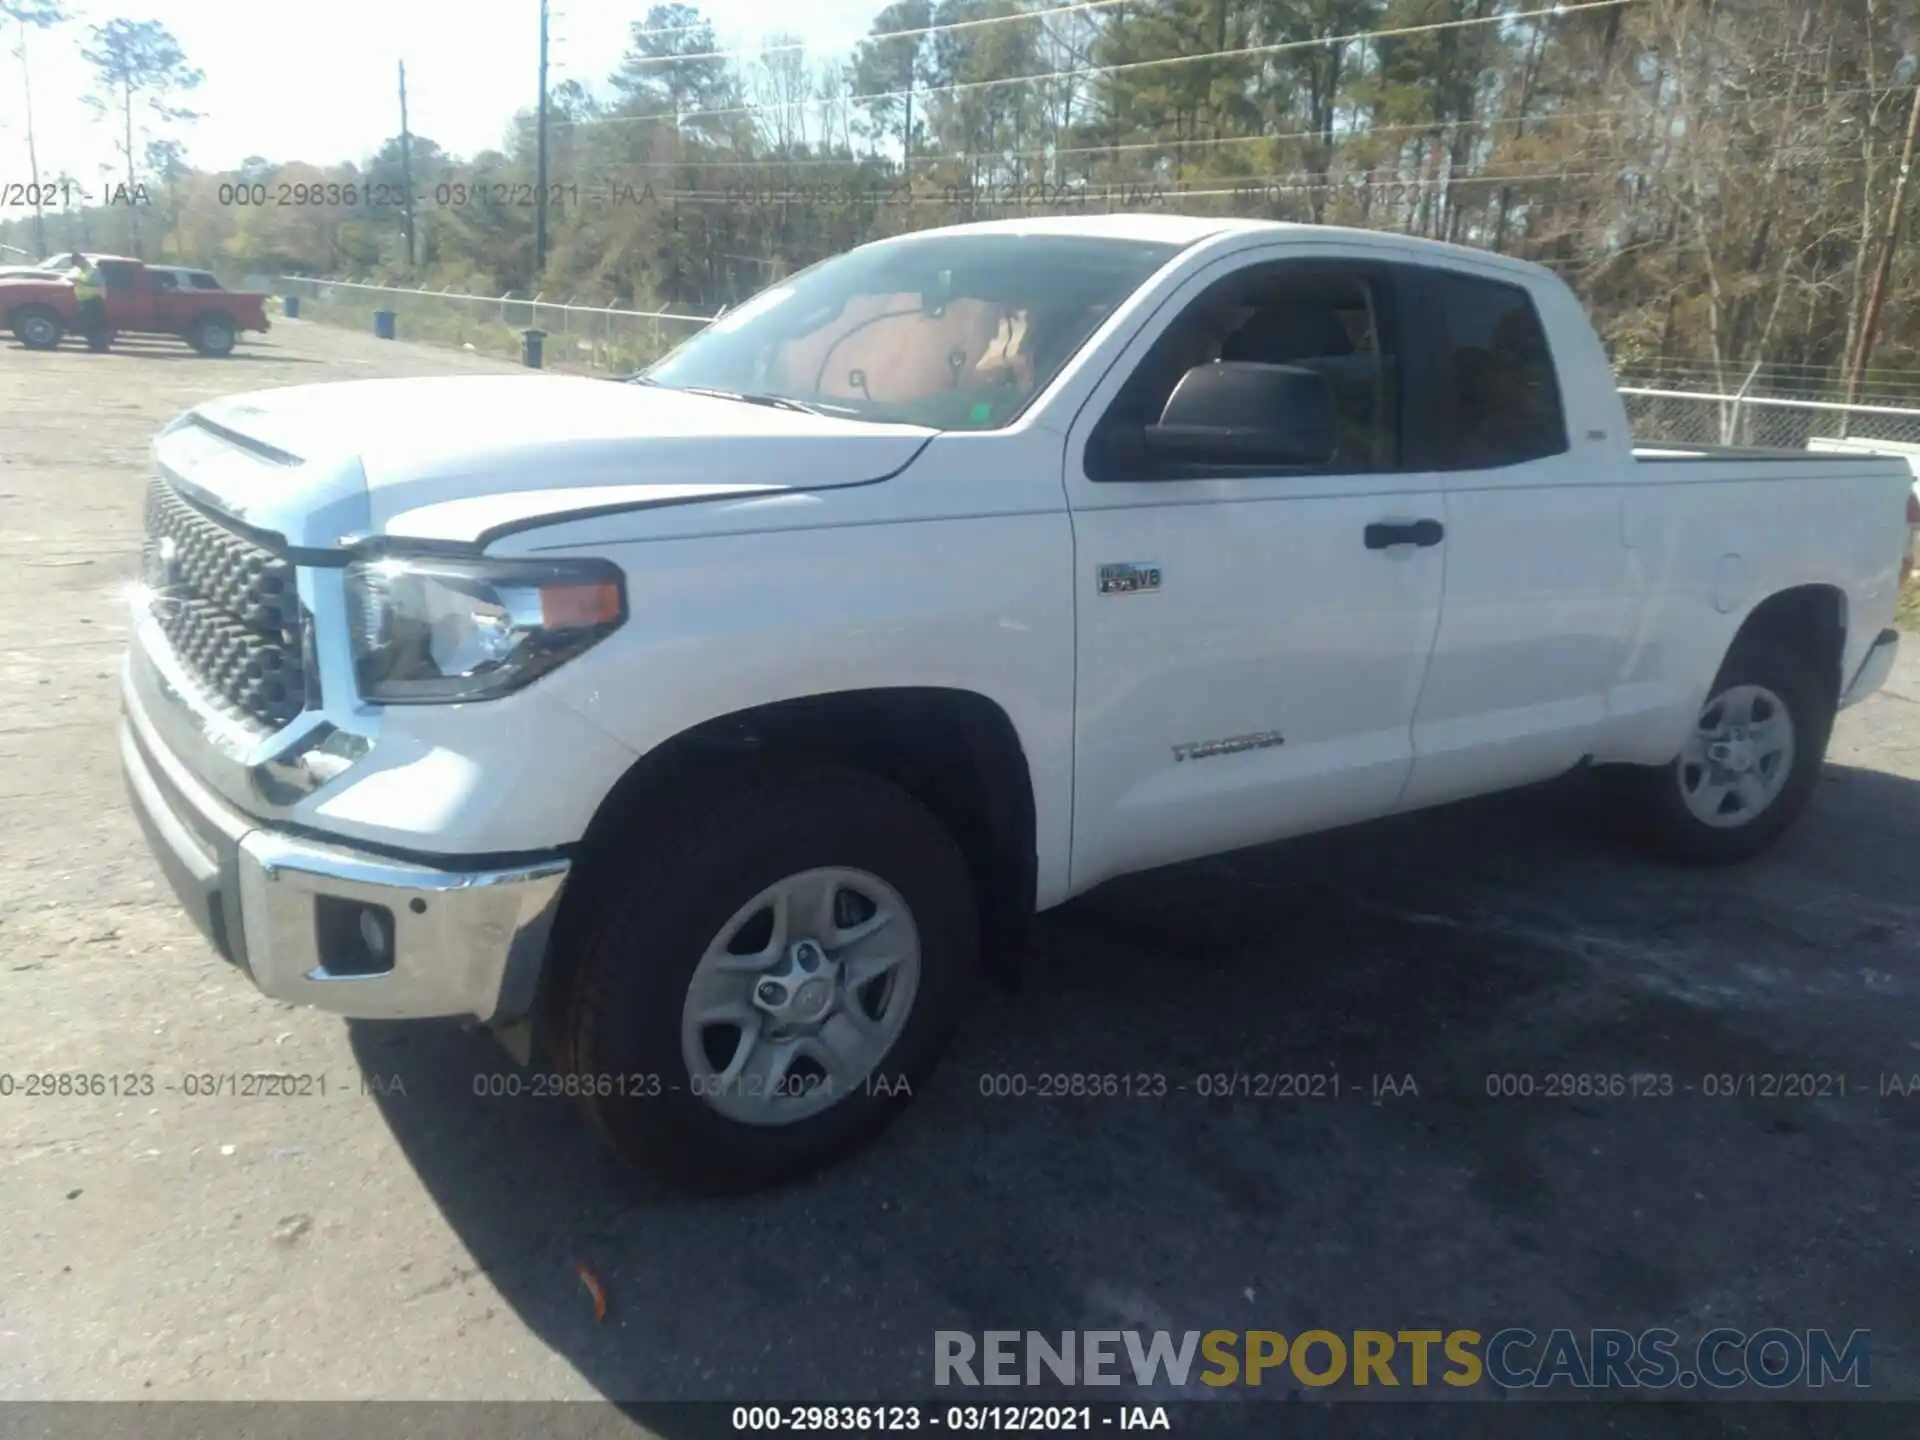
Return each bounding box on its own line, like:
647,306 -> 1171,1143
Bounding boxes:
667,383 -> 831,416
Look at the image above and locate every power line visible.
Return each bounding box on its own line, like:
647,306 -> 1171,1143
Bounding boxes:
584,147 -> 1881,185
571,82 -> 1915,171
621,0 -> 1131,68
522,146 -> 1902,214
558,0 -> 1636,132
554,162 -> 1687,205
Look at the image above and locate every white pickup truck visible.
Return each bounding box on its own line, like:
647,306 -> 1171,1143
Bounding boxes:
121,216 -> 1917,1192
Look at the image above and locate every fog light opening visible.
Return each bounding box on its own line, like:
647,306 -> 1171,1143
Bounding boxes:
315,896 -> 397,978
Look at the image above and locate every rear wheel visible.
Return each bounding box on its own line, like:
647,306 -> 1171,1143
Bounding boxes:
12,307 -> 63,350
562,759 -> 978,1193
1602,640 -> 1832,864
191,314 -> 236,356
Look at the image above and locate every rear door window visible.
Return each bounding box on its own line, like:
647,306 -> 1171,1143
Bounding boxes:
1419,270 -> 1567,468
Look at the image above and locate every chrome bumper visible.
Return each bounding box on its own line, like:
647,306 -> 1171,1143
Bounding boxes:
120,667 -> 568,1024
1839,627 -> 1900,711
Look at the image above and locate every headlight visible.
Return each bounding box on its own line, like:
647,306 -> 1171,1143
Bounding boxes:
344,555 -> 625,703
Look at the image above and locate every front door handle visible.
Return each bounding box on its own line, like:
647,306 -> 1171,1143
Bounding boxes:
1364,518 -> 1444,550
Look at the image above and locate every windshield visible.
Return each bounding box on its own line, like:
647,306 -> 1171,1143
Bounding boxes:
640,233 -> 1184,430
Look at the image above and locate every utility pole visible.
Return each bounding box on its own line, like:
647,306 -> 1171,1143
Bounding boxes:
16,20 -> 47,256
1845,77 -> 1920,415
535,0 -> 550,275
398,60 -> 416,269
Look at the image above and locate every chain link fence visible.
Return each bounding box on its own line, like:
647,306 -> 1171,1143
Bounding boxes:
276,277 -> 713,374
1612,362 -> 1920,410
1621,388 -> 1920,452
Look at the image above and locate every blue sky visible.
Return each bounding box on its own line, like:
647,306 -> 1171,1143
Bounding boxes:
0,0 -> 885,188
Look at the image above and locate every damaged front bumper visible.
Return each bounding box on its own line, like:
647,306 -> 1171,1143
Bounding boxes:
119,650 -> 567,1023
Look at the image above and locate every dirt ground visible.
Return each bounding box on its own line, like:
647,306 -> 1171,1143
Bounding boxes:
1,320 -> 1918,1434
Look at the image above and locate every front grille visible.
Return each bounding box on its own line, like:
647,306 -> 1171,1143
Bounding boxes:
143,478 -> 309,730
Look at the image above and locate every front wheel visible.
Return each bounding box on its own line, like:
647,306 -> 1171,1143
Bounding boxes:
562,759 -> 978,1193
12,306 -> 63,350
1602,641 -> 1833,864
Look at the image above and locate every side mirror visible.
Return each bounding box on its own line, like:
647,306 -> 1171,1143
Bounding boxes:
1141,362 -> 1334,468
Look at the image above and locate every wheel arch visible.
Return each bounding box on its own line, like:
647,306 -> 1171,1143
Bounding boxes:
8,302 -> 63,334
1725,583 -> 1848,705
541,686 -> 1040,1037
193,310 -> 239,351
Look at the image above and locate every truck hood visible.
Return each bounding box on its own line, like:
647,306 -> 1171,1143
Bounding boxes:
152,374 -> 936,550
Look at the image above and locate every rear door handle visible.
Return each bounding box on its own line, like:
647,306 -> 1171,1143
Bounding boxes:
1364,519 -> 1444,550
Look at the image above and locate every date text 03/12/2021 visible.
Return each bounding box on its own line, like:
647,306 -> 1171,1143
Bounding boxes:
730,1405 -> 1170,1432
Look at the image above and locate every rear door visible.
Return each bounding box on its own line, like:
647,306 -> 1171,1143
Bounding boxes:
148,268 -> 190,329
1064,249 -> 1449,892
1397,262 -> 1645,809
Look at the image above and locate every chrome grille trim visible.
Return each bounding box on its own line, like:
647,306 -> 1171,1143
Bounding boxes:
142,478 -> 310,731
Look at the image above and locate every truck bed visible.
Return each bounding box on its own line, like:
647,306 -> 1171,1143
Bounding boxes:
1633,443 -> 1920,506
1633,443 -> 1899,462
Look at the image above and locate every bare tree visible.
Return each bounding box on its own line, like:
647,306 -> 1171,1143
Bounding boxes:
1035,3 -> 1103,187
80,17 -> 203,255
816,58 -> 856,158
755,34 -> 813,156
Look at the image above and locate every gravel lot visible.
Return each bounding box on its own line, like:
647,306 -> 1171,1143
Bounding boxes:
2,320 -> 1917,1434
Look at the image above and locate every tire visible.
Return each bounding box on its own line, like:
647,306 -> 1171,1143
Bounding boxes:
12,307 -> 63,351
1602,640 -> 1833,865
562,758 -> 978,1194
191,314 -> 236,357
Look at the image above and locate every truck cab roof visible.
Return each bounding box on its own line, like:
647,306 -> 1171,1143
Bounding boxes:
875,214 -> 1567,294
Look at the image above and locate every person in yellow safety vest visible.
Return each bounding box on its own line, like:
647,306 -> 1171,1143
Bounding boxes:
69,258 -> 110,352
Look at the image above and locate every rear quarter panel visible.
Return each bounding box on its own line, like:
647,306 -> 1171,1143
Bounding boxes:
183,289 -> 269,330
231,292 -> 271,330
1599,457 -> 1910,765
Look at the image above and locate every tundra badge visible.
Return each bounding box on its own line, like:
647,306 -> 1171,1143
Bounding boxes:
1173,732 -> 1286,763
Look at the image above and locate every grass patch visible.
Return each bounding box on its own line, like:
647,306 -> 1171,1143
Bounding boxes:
284,291 -> 679,375
1898,576 -> 1920,633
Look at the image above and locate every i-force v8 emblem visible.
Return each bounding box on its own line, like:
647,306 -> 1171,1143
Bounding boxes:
1098,562 -> 1161,595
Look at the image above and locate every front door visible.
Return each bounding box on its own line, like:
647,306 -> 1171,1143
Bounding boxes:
97,260 -> 155,332
1064,251 -> 1448,893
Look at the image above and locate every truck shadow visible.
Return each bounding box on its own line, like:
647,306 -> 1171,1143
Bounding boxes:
345,761 -> 1920,1428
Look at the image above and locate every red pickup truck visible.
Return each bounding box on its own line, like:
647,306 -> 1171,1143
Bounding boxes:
1,255 -> 271,356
